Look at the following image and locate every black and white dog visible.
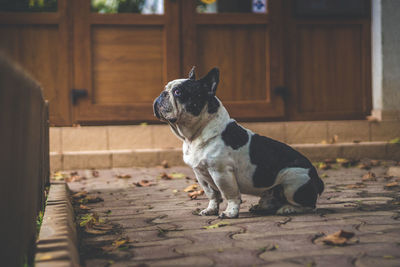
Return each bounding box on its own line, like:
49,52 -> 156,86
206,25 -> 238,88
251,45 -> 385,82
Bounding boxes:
153,67 -> 324,218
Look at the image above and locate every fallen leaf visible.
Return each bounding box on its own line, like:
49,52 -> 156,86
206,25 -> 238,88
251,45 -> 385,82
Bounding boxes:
320,230 -> 356,246
116,173 -> 131,179
188,190 -> 204,199
316,162 -> 331,170
362,172 -> 377,181
384,182 -> 399,189
389,137 -> 400,144
259,244 -> 279,252
85,227 -> 107,235
160,172 -> 172,180
161,160 -> 169,168
346,183 -> 366,189
383,255 -> 395,259
321,173 -> 329,179
203,221 -> 230,229
169,173 -> 187,179
323,159 -> 336,164
51,171 -> 67,180
79,204 -> 91,211
336,158 -> 358,167
366,115 -> 378,122
358,163 -> 371,170
65,172 -> 83,183
72,191 -> 88,199
79,213 -> 98,227
184,184 -> 199,192
370,160 -> 381,166
85,195 -> 104,203
92,170 -> 99,177
133,180 -> 155,187
102,237 -> 130,251
329,135 -> 339,144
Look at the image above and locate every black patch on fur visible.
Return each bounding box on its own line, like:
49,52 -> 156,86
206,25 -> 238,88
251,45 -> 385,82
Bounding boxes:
249,134 -> 324,191
173,79 -> 219,116
221,121 -> 249,150
293,179 -> 318,208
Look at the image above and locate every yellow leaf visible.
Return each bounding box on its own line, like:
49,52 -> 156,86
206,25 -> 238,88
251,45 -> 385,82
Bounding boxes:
201,0 -> 216,4
203,221 -> 230,229
169,173 -> 186,179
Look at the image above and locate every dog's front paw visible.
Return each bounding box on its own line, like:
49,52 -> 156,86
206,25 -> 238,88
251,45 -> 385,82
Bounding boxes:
199,208 -> 219,216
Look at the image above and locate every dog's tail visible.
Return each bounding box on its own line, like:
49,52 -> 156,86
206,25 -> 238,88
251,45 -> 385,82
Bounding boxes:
309,167 -> 324,195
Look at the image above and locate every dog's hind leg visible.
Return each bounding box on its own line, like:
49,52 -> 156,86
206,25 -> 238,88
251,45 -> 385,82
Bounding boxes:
275,167 -> 318,215
249,186 -> 284,214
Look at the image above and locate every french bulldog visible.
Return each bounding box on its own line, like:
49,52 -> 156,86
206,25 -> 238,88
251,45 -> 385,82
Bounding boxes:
153,67 -> 324,218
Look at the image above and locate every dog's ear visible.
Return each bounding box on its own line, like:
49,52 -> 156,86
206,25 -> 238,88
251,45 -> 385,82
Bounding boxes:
188,66 -> 196,80
201,67 -> 219,96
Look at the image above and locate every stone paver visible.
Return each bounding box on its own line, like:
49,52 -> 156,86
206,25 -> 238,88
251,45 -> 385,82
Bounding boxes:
67,161 -> 400,267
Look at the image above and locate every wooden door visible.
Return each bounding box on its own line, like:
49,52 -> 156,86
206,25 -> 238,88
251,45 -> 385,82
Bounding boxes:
181,0 -> 285,120
72,0 -> 180,123
0,0 -> 71,125
285,0 -> 372,120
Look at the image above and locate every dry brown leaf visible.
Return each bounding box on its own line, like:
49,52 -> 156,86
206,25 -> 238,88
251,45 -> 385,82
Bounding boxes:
370,160 -> 381,166
160,172 -> 172,180
161,160 -> 169,168
79,204 -> 91,211
362,172 -> 377,181
321,230 -> 355,246
384,182 -> 399,189
346,183 -> 366,189
188,190 -> 204,199
366,115 -> 379,122
329,135 -> 339,144
133,180 -> 155,187
72,191 -> 88,199
85,227 -> 107,235
117,173 -> 132,179
323,158 -> 336,164
184,184 -> 199,192
358,163 -> 371,170
85,195 -> 104,203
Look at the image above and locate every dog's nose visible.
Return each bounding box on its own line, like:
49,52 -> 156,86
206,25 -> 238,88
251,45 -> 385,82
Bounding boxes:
153,97 -> 161,119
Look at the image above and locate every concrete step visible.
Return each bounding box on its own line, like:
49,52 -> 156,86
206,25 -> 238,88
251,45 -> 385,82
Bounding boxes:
51,142 -> 400,171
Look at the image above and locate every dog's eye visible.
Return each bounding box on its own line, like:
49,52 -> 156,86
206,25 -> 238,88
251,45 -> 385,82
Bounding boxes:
173,89 -> 181,97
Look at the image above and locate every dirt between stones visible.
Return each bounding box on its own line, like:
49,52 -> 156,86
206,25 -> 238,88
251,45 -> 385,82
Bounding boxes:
65,160 -> 400,267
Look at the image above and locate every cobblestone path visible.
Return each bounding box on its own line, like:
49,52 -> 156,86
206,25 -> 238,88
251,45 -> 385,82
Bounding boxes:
67,161 -> 400,267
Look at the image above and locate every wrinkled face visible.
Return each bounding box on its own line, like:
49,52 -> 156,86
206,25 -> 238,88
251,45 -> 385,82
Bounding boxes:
153,67 -> 220,125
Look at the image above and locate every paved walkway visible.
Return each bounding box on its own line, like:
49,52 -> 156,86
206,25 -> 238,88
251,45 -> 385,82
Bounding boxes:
67,160 -> 400,267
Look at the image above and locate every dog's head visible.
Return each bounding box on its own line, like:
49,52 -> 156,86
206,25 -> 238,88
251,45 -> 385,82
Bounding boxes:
153,67 -> 220,127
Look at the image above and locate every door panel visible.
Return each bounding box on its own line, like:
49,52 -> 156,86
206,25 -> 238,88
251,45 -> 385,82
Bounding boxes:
182,0 -> 284,120
72,0 -> 179,123
286,0 -> 371,121
196,25 -> 268,102
0,0 -> 71,125
92,25 -> 164,104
